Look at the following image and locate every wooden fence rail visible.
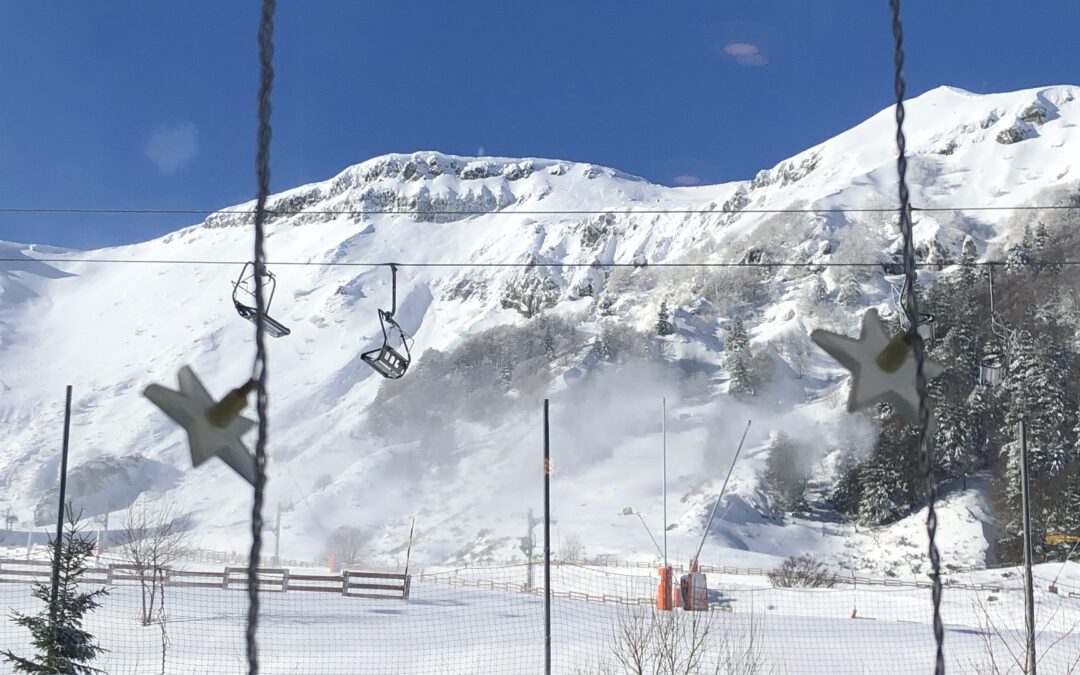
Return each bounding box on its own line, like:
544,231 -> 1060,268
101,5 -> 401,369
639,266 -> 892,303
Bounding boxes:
0,558 -> 408,599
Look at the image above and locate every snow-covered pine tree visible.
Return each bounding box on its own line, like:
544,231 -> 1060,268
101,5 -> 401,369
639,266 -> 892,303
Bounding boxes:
725,350 -> 752,398
966,383 -> 1003,471
655,301 -> 676,336
726,316 -> 749,352
961,235 -> 978,264
836,274 -> 862,309
856,411 -> 924,525
800,276 -> 829,314
1003,328 -> 1072,475
724,316 -> 753,397
857,457 -> 909,526
829,456 -> 863,517
934,395 -> 978,486
3,518 -> 109,674
763,432 -> 810,515
1005,224 -> 1034,270
1032,221 -> 1050,254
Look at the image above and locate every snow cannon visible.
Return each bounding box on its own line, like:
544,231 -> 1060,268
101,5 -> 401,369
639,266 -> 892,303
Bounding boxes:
680,559 -> 708,611
657,565 -> 673,611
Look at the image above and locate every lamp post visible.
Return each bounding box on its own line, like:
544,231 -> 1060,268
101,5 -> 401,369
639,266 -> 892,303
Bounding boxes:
621,508 -> 664,560
622,506 -> 673,610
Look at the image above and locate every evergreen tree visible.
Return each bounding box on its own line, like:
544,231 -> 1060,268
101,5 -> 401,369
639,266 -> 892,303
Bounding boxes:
836,274 -> 862,309
856,412 -> 923,526
934,396 -> 978,485
1005,225 -> 1034,269
801,276 -> 829,310
726,317 -> 749,351
724,316 -> 754,397
655,301 -> 676,336
966,384 -> 1004,471
1003,328 -> 1073,475
857,456 -> 910,526
830,458 -> 863,517
591,332 -> 614,363
763,432 -> 810,515
961,235 -> 978,264
497,348 -> 513,388
725,350 -> 752,397
3,518 -> 109,674
539,319 -> 557,361
1032,221 -> 1050,253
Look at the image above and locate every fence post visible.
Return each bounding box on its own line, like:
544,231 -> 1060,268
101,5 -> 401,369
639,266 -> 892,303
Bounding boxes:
404,574 -> 411,599
223,568 -> 230,590
281,568 -> 289,593
342,570 -> 350,597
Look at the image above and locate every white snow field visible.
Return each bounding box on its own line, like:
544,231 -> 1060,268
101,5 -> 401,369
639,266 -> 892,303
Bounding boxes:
3,560 -> 1080,674
2,84 -> 1078,570
2,84 -> 1080,672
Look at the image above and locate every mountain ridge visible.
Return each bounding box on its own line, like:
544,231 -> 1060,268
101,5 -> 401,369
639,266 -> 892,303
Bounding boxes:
2,84 -> 1079,573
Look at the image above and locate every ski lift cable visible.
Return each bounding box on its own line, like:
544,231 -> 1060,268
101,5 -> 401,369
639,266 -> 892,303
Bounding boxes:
889,2 -> 944,671
2,256 -> 1079,269
2,203 -> 1080,216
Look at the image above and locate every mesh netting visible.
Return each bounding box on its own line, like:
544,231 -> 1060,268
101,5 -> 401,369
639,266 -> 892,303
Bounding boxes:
3,554 -> 1080,674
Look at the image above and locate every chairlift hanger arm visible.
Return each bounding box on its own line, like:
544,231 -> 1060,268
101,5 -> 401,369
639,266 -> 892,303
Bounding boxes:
390,263 -> 398,317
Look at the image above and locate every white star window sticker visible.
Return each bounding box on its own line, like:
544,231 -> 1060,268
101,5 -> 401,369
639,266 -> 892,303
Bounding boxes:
144,366 -> 257,486
811,309 -> 945,426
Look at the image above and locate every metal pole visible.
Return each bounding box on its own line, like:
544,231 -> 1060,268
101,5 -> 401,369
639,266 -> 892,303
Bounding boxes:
662,397 -> 667,569
274,503 -> 282,564
1019,419 -> 1037,675
694,420 -> 752,562
49,385 -> 73,644
543,399 -> 552,675
634,513 -> 664,560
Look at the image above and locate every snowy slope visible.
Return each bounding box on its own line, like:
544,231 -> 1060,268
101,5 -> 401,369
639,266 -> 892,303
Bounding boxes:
1,84 -> 1078,572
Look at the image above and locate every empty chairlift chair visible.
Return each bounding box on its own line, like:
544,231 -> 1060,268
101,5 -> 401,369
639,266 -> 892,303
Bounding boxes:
916,313 -> 936,344
979,352 -> 1006,387
232,262 -> 291,338
361,264 -> 412,379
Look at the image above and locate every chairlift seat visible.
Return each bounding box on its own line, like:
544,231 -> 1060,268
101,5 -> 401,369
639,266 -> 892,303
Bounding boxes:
235,302 -> 291,338
917,313 -> 936,344
979,353 -> 1006,387
361,344 -> 409,379
232,262 -> 290,338
362,309 -> 411,379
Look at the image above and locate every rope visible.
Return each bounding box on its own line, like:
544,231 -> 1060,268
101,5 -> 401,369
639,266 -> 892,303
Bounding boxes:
246,1 -> 275,673
888,1 -> 944,672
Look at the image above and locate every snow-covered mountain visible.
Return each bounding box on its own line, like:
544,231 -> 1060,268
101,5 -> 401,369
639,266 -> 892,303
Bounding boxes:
1,84 -> 1078,573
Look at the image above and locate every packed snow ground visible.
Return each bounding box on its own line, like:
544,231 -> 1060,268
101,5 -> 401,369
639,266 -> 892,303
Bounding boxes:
3,561 -> 1080,674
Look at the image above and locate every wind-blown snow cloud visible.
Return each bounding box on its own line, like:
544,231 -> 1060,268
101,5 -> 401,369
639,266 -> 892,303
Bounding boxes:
145,121 -> 199,173
673,175 -> 701,186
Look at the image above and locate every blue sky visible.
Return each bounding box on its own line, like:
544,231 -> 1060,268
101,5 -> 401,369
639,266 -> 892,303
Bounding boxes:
1,1 -> 1078,249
